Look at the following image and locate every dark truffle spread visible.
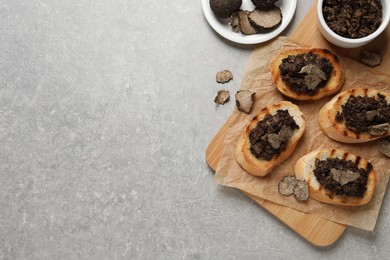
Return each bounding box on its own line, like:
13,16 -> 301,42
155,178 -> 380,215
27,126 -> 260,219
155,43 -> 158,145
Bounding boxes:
249,109 -> 299,161
335,94 -> 390,134
279,52 -> 333,96
314,157 -> 371,197
322,0 -> 382,39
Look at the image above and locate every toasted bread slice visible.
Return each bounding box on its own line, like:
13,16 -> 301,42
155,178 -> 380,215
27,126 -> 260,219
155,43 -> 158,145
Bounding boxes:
319,88 -> 390,143
235,101 -> 306,177
295,149 -> 376,206
271,48 -> 344,100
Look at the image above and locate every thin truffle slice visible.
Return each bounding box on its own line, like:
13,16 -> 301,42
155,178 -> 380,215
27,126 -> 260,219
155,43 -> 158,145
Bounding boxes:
368,123 -> 389,136
379,137 -> 390,157
360,50 -> 382,68
235,90 -> 255,113
230,12 -> 240,33
238,11 -> 258,35
214,90 -> 230,105
330,168 -> 360,186
294,180 -> 309,201
216,70 -> 233,83
278,176 -> 297,196
248,7 -> 282,33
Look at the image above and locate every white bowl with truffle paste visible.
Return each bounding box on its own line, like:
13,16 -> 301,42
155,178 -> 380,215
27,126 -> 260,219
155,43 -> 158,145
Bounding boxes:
317,0 -> 390,48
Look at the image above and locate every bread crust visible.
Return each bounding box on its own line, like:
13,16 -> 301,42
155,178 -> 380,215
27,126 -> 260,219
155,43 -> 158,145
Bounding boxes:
319,88 -> 390,143
295,149 -> 376,206
235,101 -> 306,177
271,48 -> 345,100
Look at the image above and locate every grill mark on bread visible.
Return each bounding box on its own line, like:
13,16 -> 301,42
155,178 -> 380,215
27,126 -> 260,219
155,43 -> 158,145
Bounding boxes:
330,149 -> 336,157
355,156 -> 361,166
343,151 -> 349,161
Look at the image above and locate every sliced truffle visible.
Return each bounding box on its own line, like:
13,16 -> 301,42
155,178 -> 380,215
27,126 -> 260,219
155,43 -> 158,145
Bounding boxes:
267,133 -> 281,149
214,90 -> 230,105
293,180 -> 309,201
278,176 -> 297,196
360,50 -> 382,68
368,123 -> 389,136
251,0 -> 279,9
238,11 -> 258,35
267,126 -> 293,149
216,70 -> 233,84
330,168 -> 360,186
248,7 -> 282,32
366,110 -> 380,121
230,12 -> 240,33
210,0 -> 242,19
278,126 -> 294,141
235,90 -> 255,114
378,137 -> 390,157
299,64 -> 326,80
304,74 -> 322,90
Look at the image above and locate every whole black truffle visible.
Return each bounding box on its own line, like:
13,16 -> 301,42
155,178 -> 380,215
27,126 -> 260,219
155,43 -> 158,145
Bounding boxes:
251,0 -> 279,9
210,0 -> 242,19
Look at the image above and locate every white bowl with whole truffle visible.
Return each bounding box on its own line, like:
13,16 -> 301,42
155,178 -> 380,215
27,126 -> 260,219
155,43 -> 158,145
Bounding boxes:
317,0 -> 390,48
201,0 -> 297,44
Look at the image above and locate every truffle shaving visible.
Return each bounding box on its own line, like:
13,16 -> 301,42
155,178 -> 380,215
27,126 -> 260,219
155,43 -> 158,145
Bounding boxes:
360,50 -> 382,68
248,7 -> 282,33
299,64 -> 327,90
238,11 -> 258,35
235,90 -> 255,114
214,90 -> 230,105
293,180 -> 309,201
299,64 -> 326,80
216,70 -> 233,84
278,126 -> 294,141
368,123 -> 389,136
378,137 -> 390,157
330,168 -> 360,186
278,176 -> 297,196
304,74 -> 322,90
366,110 -> 380,121
230,12 -> 240,33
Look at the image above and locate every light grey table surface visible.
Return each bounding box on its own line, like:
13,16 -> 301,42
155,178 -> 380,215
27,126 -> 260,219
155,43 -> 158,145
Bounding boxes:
1,0 -> 389,259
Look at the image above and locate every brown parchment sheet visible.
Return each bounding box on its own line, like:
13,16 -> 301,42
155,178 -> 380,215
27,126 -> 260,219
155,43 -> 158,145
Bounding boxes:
214,37 -> 390,231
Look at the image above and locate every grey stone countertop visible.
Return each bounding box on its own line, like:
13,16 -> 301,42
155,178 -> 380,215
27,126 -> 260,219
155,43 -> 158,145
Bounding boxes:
1,0 -> 389,259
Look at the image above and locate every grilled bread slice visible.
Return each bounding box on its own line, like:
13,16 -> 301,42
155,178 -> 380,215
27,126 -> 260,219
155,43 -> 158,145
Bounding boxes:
319,88 -> 390,143
271,48 -> 344,100
295,149 -> 376,206
235,101 -> 306,177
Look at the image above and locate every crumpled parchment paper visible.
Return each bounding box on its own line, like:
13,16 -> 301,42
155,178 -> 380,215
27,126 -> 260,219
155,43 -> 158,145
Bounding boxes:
214,37 -> 390,231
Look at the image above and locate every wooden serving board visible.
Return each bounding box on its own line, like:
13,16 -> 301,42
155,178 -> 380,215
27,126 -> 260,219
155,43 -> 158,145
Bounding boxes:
206,116 -> 346,246
206,4 -> 390,246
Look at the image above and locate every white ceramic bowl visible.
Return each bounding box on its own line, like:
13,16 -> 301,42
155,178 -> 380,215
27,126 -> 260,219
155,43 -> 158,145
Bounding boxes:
201,0 -> 297,45
317,0 -> 390,48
